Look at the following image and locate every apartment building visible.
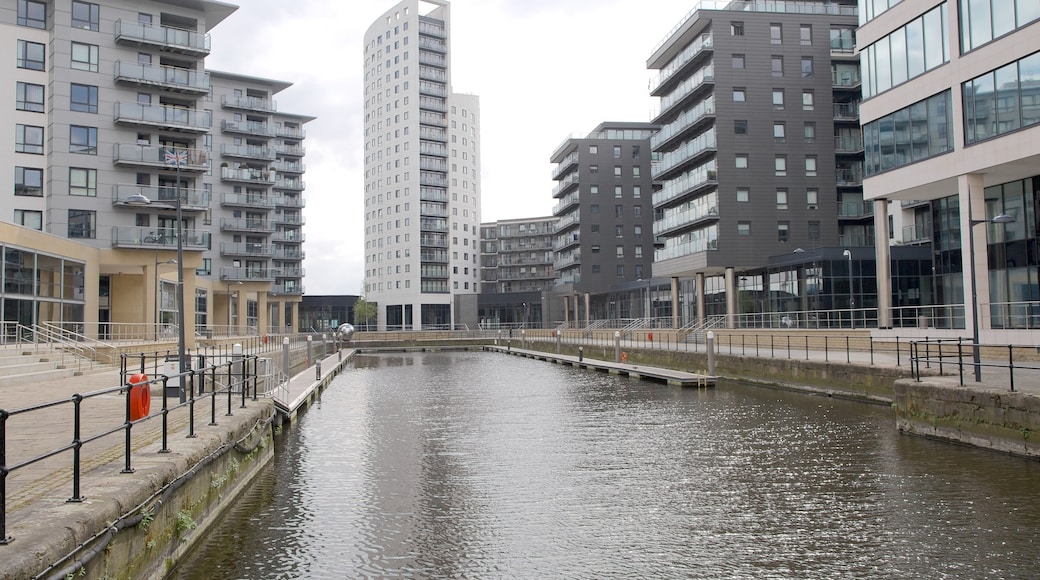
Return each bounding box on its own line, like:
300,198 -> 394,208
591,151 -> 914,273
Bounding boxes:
362,0 -> 482,331
549,122 -> 658,324
3,0 -> 312,340
645,1 -> 861,326
478,216 -> 556,328
860,0 -> 1040,340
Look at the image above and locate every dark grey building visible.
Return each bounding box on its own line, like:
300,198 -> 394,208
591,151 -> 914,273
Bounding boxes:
549,122 -> 658,324
646,1 -> 861,325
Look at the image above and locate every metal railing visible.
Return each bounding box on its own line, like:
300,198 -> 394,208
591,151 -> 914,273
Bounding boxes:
908,338 -> 1040,390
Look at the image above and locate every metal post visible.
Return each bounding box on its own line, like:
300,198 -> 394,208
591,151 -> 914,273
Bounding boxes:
706,330 -> 716,377
306,334 -> 312,366
174,155 -> 187,404
282,337 -> 290,384
614,330 -> 621,363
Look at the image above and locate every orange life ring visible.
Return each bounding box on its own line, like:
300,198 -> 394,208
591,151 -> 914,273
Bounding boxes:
621,352 -> 628,363
129,373 -> 150,421
648,332 -> 653,342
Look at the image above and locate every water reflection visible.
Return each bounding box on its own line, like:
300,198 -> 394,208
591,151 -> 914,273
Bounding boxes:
174,352 -> 1040,579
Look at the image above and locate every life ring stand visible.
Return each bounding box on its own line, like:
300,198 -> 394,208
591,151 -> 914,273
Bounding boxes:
128,373 -> 150,421
621,352 -> 628,364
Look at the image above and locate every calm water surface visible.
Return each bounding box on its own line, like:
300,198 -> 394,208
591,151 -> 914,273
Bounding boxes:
174,351 -> 1040,579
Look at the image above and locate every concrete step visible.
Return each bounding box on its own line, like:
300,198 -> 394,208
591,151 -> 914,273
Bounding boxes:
0,367 -> 79,389
0,360 -> 67,378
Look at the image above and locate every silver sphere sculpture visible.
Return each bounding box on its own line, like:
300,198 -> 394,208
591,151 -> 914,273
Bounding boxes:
336,323 -> 355,341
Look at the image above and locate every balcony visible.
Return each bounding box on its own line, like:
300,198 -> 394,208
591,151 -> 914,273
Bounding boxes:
114,61 -> 209,94
221,143 -> 276,162
836,166 -> 864,187
220,242 -> 275,258
902,223 -> 931,244
552,192 -> 579,215
272,160 -> 305,174
273,212 -> 305,225
838,201 -> 874,218
111,184 -> 209,211
110,226 -> 210,250
834,135 -> 864,154
273,144 -> 305,157
221,119 -> 273,138
274,195 -> 306,209
273,125 -> 305,139
554,233 -> 580,251
222,94 -> 276,113
271,230 -> 306,243
114,102 -> 211,133
220,218 -> 276,233
270,283 -> 304,295
114,19 -> 210,57
552,172 -> 580,198
273,177 -> 305,191
221,167 -> 275,185
834,102 -> 860,121
275,248 -> 306,260
421,249 -> 449,263
220,268 -> 275,282
649,33 -> 713,96
113,144 -> 208,171
277,268 -> 306,278
221,192 -> 275,209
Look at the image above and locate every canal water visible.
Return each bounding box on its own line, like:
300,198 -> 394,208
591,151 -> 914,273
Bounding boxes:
173,351 -> 1040,579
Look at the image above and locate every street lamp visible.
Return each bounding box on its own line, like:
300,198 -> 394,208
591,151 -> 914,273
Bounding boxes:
154,258 -> 177,341
843,249 -> 853,329
967,211 -> 1015,382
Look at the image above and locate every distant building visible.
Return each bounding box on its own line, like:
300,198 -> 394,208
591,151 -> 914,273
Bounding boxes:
362,0 -> 482,331
478,216 -> 557,328
299,295 -> 359,333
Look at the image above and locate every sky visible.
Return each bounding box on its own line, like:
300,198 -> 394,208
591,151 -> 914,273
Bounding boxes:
204,0 -> 696,296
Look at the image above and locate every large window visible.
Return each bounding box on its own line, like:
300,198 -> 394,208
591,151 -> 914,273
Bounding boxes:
17,0 -> 46,28
70,126 -> 98,154
960,0 -> 1040,53
864,90 -> 953,175
14,210 -> 43,230
71,42 -> 100,72
861,0 -> 904,24
69,168 -> 98,197
16,82 -> 44,112
863,3 -> 948,98
963,51 -> 1040,144
17,40 -> 45,70
68,210 -> 96,239
15,167 -> 43,197
16,125 -> 44,154
71,1 -> 100,31
70,84 -> 98,113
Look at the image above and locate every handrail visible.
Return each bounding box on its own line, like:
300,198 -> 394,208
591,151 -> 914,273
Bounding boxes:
17,324 -> 97,373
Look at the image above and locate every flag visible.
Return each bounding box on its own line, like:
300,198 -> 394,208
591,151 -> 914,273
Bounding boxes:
164,148 -> 188,167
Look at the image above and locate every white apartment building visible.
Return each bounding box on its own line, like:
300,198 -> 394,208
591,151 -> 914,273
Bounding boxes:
363,0 -> 482,331
860,0 -> 1040,343
2,0 -> 312,341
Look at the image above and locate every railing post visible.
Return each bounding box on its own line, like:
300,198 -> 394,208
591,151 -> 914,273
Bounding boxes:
159,376 -> 171,454
869,336 -> 874,365
1009,345 -> 1016,392
846,336 -> 851,364
187,369 -> 197,439
253,356 -> 259,401
0,409 -> 10,544
825,336 -> 829,362
210,364 -> 218,426
240,347 -> 248,409
896,336 -> 901,366
226,359 -> 234,416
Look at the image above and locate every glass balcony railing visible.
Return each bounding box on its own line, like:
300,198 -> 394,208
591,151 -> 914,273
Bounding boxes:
114,19 -> 210,55
114,61 -> 209,93
114,102 -> 211,132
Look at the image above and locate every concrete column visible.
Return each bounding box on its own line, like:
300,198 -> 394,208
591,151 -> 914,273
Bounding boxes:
671,277 -> 680,328
584,292 -> 591,327
959,173 -> 988,334
257,292 -> 269,338
874,198 -> 893,328
725,267 -> 737,329
183,268 -> 197,349
696,272 -> 706,327
563,295 -> 570,327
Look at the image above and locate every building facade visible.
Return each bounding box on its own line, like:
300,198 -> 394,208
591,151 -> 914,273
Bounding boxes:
362,0 -> 482,331
645,1 -> 860,326
549,122 -> 658,324
860,0 -> 1040,340
3,0 -> 311,340
478,216 -> 556,328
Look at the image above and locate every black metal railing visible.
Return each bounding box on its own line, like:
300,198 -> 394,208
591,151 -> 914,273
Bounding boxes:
909,338 -> 1040,390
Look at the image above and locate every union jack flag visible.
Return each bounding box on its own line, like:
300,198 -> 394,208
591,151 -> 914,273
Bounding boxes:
164,148 -> 188,167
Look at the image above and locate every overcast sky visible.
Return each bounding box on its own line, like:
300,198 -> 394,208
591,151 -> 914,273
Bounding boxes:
204,0 -> 695,295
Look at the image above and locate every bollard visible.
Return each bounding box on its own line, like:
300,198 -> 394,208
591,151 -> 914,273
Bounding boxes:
306,335 -> 313,367
232,343 -> 243,396
578,346 -> 583,362
556,330 -> 561,354
497,329 -> 501,346
614,331 -> 621,363
706,331 -> 716,377
282,337 -> 290,383
522,329 -> 526,349
316,360 -> 321,381
322,333 -> 328,357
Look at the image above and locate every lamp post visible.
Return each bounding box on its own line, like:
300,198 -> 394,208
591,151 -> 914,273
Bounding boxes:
154,257 -> 177,341
967,211 -> 1015,382
843,249 -> 853,329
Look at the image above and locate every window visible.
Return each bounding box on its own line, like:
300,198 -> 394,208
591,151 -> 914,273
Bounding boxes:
734,120 -> 748,135
615,205 -> 624,218
733,88 -> 746,102
590,204 -> 600,214
633,185 -> 641,198
632,145 -> 641,158
807,188 -> 819,209
589,145 -> 598,154
802,90 -> 815,110
613,145 -> 622,158
804,122 -> 816,142
778,222 -> 790,242
632,166 -> 640,178
805,156 -> 817,176
801,57 -> 814,77
735,154 -> 748,169
70,168 -> 98,197
591,245 -> 600,253
615,185 -> 623,198
808,221 -> 821,242
71,84 -> 99,113
732,54 -> 745,69
613,165 -> 622,177
770,23 -> 782,44
772,89 -> 785,109
589,164 -> 598,173
15,167 -> 43,196
738,222 -> 751,236
68,210 -> 96,239
70,126 -> 98,154
590,185 -> 599,195
731,21 -> 744,36
736,187 -> 750,202
772,56 -> 783,76
16,125 -> 44,154
72,1 -> 100,30
634,225 -> 642,237
616,225 -> 624,237
14,210 -> 42,230
773,122 -> 786,142
17,40 -> 45,70
616,265 -> 625,278
16,82 -> 44,112
633,206 -> 642,217
775,156 -> 787,176
616,245 -> 624,258
71,42 -> 100,72
800,24 -> 812,45
17,0 -> 47,28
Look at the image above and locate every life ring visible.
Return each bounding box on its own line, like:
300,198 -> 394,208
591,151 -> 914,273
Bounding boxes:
129,373 -> 150,421
621,352 -> 628,363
